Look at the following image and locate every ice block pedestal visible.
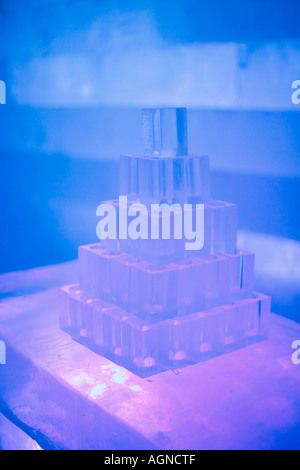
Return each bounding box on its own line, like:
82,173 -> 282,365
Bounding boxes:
0,261 -> 299,450
59,107 -> 271,376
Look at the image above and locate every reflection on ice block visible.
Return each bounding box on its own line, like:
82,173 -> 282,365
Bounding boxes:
59,285 -> 270,376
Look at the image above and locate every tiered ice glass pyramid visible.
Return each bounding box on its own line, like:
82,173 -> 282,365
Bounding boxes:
59,108 -> 271,376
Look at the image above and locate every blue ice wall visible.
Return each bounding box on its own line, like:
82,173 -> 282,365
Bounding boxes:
1,1 -> 300,110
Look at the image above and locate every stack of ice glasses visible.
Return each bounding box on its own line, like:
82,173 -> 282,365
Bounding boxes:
59,108 -> 270,375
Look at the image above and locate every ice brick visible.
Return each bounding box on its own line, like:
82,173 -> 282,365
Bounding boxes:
170,255 -> 230,314
120,154 -> 211,207
200,255 -> 230,309
130,261 -> 178,322
79,244 -> 122,298
59,285 -> 97,337
122,316 -> 160,372
223,293 -> 270,348
255,291 -> 271,337
142,107 -> 188,157
159,316 -> 195,367
92,302 -> 130,358
189,306 -> 228,361
110,253 -> 140,310
201,200 -> 238,256
222,249 -> 254,302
